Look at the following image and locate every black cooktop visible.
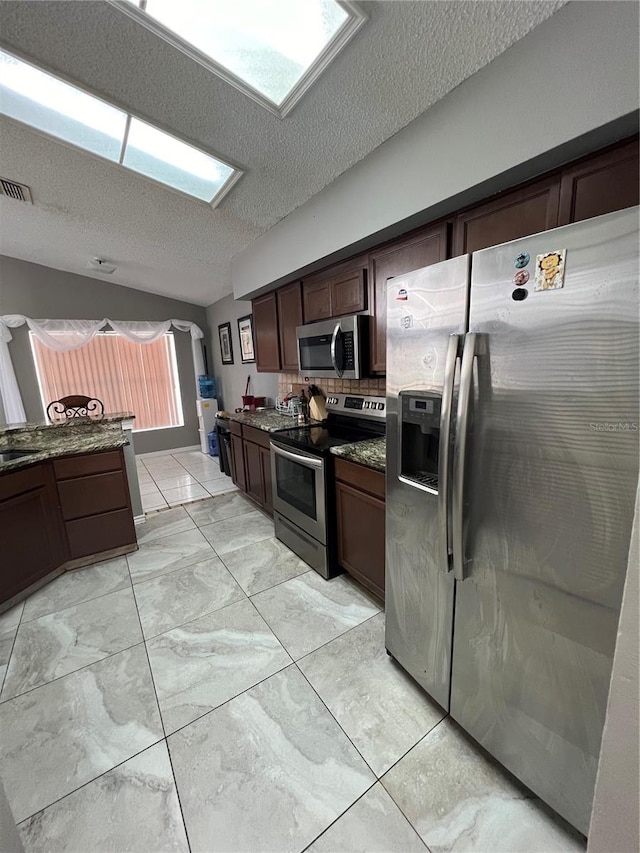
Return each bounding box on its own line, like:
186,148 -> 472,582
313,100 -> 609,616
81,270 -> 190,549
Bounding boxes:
272,419 -> 383,455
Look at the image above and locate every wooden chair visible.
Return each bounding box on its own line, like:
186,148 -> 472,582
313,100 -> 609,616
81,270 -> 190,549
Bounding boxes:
46,395 -> 105,421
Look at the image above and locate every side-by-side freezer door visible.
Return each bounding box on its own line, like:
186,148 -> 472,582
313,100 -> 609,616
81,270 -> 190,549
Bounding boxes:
385,254 -> 469,710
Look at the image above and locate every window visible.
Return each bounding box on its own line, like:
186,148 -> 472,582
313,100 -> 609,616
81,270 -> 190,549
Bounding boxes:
30,332 -> 184,432
117,0 -> 367,116
0,49 -> 240,205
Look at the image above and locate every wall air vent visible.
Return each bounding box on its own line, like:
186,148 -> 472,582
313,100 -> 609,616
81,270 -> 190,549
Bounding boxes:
0,177 -> 33,203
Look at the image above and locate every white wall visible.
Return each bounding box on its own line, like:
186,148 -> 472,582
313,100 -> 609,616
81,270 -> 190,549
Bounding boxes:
588,485 -> 640,853
206,294 -> 278,413
232,1 -> 640,299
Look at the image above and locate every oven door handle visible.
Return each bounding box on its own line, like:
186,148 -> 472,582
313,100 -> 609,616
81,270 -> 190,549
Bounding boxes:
330,323 -> 344,378
271,441 -> 324,469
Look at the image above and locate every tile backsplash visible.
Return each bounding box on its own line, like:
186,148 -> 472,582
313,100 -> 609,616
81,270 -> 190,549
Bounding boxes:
278,373 -> 386,399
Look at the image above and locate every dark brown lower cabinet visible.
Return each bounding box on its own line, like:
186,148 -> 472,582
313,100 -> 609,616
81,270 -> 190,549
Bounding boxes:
239,425 -> 274,516
0,463 -> 67,606
334,458 -> 385,601
230,434 -> 247,492
0,448 -> 137,609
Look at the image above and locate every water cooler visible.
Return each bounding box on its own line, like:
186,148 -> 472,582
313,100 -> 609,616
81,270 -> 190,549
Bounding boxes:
196,397 -> 218,454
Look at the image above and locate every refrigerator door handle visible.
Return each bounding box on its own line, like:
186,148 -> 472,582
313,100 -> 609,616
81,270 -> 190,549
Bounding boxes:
452,332 -> 478,581
438,333 -> 460,572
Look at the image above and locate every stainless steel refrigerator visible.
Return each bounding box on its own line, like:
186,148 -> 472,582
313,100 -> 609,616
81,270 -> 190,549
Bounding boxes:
385,206 -> 639,835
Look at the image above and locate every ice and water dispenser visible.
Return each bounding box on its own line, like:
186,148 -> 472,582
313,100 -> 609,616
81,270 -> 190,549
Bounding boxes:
398,390 -> 442,494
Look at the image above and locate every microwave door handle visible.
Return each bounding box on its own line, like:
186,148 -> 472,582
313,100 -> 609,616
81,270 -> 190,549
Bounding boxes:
438,334 -> 460,572
330,323 -> 344,378
452,332 -> 477,581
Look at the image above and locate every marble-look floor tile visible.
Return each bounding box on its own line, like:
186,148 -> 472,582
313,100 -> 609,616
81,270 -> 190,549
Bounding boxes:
18,741 -> 189,853
190,466 -> 228,483
147,598 -> 291,733
135,505 -> 196,545
0,601 -> 24,689
134,557 -> 245,639
139,480 -> 162,495
252,571 -> 380,660
307,783 -> 426,853
0,644 -> 163,823
21,557 -> 131,623
199,510 -> 275,556
222,537 -> 309,595
185,492 -> 254,526
127,528 -> 214,584
162,483 -> 210,506
381,719 -> 586,853
1,588 -> 143,700
299,613 -> 445,776
168,666 -> 374,852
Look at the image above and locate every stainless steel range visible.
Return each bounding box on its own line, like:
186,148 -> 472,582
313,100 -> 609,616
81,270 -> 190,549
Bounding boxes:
271,394 -> 386,578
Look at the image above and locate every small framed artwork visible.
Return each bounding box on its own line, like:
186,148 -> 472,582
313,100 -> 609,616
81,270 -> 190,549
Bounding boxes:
218,322 -> 234,365
237,314 -> 255,364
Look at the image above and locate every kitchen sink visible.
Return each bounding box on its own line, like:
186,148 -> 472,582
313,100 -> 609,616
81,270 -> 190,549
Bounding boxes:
0,448 -> 42,463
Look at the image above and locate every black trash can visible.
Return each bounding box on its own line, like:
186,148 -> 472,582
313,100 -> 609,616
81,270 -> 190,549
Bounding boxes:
216,417 -> 232,477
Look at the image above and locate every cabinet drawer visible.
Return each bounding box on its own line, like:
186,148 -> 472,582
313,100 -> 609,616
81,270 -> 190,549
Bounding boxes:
53,449 -> 123,480
242,425 -> 271,449
334,458 -> 385,500
65,508 -> 136,560
229,420 -> 243,437
58,470 -> 129,521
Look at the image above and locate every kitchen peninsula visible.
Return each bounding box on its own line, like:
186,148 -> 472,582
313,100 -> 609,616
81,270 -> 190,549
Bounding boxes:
0,414 -> 138,612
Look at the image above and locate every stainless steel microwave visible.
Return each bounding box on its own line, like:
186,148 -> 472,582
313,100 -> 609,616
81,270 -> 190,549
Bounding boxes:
296,314 -> 367,379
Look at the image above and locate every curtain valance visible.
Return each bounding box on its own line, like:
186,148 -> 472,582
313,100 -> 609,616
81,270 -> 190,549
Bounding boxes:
0,315 -> 205,425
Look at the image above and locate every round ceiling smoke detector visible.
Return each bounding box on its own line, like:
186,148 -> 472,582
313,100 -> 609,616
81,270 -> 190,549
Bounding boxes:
88,258 -> 117,274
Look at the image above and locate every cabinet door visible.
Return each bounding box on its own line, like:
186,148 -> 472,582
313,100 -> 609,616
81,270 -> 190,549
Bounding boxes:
0,463 -> 67,606
369,223 -> 449,374
259,446 -> 273,515
230,434 -> 246,491
252,292 -> 281,372
452,176 -> 560,256
331,269 -> 366,316
277,281 -> 303,371
302,278 -> 332,322
558,138 -> 639,225
244,440 -> 264,506
336,481 -> 385,601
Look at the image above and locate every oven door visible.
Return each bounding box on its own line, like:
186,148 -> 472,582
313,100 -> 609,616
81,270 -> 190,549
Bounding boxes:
270,440 -> 326,544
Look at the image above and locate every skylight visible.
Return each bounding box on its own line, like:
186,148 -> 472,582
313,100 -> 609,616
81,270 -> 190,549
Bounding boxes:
116,0 -> 367,116
0,50 -> 241,205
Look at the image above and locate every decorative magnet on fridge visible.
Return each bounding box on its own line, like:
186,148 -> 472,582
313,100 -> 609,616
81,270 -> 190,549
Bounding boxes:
535,249 -> 567,291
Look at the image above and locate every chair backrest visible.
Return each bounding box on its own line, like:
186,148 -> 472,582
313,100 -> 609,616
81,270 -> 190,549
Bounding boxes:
47,395 -> 105,421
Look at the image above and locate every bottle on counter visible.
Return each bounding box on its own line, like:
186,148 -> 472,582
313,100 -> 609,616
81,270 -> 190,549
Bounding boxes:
298,390 -> 309,425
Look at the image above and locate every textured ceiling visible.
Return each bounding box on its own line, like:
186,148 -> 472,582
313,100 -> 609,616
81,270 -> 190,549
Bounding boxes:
0,1 -> 565,306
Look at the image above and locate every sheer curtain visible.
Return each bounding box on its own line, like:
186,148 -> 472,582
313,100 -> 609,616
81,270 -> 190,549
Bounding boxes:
0,316 -> 204,425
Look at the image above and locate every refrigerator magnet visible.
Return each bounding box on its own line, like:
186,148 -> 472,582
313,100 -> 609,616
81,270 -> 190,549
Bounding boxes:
513,270 -> 530,286
535,249 -> 567,291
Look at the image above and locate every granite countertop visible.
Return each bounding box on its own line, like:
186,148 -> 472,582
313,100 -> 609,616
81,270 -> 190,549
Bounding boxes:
330,436 -> 386,473
218,408 -> 322,433
0,412 -> 135,435
0,421 -> 129,474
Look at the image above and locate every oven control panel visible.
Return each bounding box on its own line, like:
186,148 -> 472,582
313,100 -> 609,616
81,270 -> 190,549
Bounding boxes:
325,394 -> 386,419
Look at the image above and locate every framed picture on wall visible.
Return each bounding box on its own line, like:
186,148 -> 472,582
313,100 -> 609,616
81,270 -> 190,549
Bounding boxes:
237,315 -> 255,364
218,322 -> 234,365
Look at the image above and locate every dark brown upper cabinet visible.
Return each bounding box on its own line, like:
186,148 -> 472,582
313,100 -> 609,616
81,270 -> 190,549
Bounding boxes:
558,138 -> 639,226
452,175 -> 561,257
276,281 -> 304,370
369,222 -> 449,375
302,257 -> 367,323
252,291 -> 281,372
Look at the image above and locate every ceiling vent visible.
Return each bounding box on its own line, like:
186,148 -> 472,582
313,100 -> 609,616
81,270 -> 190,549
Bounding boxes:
0,177 -> 33,204
88,258 -> 117,274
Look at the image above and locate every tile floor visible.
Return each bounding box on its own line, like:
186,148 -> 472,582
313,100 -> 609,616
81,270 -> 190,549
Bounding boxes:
136,448 -> 237,513
0,492 -> 586,853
